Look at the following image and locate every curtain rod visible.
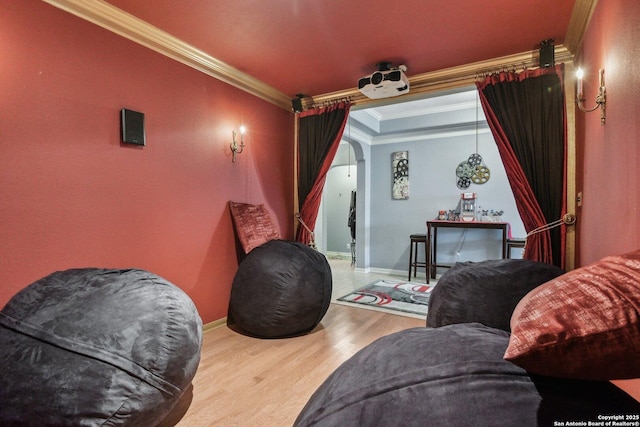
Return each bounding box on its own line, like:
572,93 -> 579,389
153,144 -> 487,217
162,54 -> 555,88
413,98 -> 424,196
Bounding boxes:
310,97 -> 354,110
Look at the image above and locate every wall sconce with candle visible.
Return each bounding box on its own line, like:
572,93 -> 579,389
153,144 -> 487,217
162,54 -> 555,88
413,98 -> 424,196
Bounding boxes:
230,125 -> 246,162
576,68 -> 606,125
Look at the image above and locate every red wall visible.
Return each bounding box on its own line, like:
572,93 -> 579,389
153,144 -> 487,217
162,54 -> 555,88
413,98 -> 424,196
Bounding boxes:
577,0 -> 640,400
576,0 -> 640,265
0,1 -> 294,323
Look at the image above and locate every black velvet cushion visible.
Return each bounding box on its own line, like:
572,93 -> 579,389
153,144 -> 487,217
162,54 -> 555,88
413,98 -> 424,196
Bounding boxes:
427,259 -> 564,331
0,268 -> 202,426
228,239 -> 332,338
294,324 -> 640,427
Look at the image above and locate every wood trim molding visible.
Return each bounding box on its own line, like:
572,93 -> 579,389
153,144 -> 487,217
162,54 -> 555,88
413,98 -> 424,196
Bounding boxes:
42,0 -> 292,110
564,62 -> 578,271
202,317 -> 227,333
306,46 -> 574,109
564,0 -> 599,57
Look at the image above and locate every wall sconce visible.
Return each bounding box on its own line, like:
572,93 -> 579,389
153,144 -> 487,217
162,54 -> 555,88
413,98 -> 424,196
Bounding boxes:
230,125 -> 245,162
576,68 -> 606,125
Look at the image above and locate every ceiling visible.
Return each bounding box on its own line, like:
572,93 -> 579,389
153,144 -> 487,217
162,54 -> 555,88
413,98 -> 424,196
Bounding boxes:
101,0 -> 579,100
348,87 -> 488,146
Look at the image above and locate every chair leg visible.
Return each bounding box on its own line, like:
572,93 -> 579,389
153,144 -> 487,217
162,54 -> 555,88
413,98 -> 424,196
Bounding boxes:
415,240 -> 423,280
408,240 -> 414,281
413,245 -> 417,279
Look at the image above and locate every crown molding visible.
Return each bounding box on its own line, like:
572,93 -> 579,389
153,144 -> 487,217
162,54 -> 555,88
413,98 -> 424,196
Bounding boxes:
364,100 -> 477,122
43,0 -> 292,110
369,125 -> 491,146
564,0 -> 598,57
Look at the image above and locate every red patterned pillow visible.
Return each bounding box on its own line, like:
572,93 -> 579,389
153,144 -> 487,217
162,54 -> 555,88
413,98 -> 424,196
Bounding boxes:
505,249 -> 640,380
229,201 -> 280,253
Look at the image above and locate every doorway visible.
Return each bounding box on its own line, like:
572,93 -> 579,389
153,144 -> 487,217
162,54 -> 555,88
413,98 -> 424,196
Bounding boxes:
318,87 -> 526,275
317,143 -> 357,259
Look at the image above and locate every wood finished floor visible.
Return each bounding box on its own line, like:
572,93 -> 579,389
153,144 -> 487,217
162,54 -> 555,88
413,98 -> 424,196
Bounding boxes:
164,259 -> 425,426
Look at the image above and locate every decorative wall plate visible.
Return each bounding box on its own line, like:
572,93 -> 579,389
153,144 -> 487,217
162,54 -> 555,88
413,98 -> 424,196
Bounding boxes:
455,153 -> 490,189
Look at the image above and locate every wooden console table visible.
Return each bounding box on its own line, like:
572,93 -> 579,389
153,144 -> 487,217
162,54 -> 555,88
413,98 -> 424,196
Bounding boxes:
426,220 -> 509,283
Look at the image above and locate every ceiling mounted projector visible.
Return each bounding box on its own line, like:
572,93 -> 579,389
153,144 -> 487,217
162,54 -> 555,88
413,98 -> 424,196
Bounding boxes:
358,62 -> 410,99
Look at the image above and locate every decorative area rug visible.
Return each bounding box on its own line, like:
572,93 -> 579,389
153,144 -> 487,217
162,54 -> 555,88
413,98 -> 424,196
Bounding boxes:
336,279 -> 435,317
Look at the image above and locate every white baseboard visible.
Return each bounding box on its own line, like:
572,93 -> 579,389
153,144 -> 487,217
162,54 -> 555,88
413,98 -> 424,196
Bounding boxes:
329,255 -> 428,281
325,251 -> 352,260
366,267 -> 427,280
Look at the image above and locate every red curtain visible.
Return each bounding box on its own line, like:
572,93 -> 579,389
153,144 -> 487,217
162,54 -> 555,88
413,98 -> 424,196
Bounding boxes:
296,101 -> 351,245
477,65 -> 567,267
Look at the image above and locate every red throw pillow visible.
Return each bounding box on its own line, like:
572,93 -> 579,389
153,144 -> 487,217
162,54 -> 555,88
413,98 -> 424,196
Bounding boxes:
505,249 -> 640,380
229,201 -> 280,253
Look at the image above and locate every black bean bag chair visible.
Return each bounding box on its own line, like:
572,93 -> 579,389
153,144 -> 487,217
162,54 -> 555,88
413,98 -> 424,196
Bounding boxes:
427,259 -> 564,331
0,268 -> 202,426
228,239 -> 332,338
294,324 -> 640,427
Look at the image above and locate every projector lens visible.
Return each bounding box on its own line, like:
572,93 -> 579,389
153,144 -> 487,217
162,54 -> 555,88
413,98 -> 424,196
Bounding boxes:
371,72 -> 383,85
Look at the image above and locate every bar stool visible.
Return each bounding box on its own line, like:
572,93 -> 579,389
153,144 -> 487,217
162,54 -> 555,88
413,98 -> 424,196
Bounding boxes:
506,238 -> 526,259
408,234 -> 427,281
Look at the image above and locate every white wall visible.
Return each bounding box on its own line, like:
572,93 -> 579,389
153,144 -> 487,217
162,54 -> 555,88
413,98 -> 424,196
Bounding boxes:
324,165 -> 357,253
369,130 -> 524,275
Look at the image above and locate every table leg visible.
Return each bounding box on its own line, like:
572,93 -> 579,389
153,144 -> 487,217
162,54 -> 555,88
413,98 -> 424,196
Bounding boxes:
426,224 -> 432,284
408,238 -> 414,281
432,226 -> 438,281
